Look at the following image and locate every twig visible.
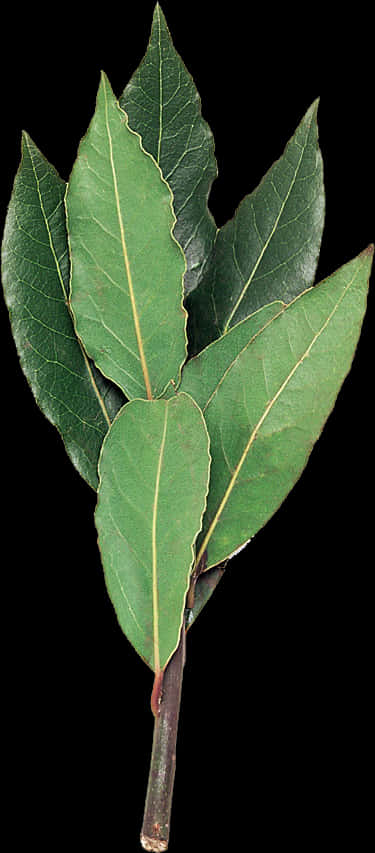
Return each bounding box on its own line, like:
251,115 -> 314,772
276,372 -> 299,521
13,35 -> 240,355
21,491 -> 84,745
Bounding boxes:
140,625 -> 186,851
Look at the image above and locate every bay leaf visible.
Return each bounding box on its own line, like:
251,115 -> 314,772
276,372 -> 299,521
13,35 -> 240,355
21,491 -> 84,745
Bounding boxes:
187,100 -> 325,354
166,302 -> 286,624
193,248 -> 373,571
166,303 -> 283,626
67,71 -> 187,402
95,392 -> 211,671
120,3 -> 217,296
176,301 -> 285,410
1,132 -> 124,489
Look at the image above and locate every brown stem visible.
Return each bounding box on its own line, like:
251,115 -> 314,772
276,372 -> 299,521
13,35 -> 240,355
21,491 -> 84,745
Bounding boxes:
140,625 -> 186,851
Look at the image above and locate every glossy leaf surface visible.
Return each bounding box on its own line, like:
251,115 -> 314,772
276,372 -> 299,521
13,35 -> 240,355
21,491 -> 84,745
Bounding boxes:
1,133 -> 124,489
96,393 -> 211,671
67,72 -> 186,401
187,100 -> 325,353
193,249 -> 373,571
120,3 -> 217,295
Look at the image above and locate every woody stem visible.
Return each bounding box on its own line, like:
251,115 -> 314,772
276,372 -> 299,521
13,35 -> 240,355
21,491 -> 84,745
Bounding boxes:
140,625 -> 186,851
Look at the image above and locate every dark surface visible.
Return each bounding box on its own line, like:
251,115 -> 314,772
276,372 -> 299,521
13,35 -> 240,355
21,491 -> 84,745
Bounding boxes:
1,2 -> 372,850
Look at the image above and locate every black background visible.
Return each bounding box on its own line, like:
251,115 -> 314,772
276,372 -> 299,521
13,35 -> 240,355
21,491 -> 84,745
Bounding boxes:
1,1 -> 373,850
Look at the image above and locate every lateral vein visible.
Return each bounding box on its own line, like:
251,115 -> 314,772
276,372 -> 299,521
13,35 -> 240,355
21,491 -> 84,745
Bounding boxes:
223,135 -> 307,332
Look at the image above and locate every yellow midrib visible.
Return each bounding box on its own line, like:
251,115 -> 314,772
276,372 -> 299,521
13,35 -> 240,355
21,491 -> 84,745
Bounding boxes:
195,261 -> 363,568
156,4 -> 163,165
152,406 -> 169,674
103,81 -> 153,401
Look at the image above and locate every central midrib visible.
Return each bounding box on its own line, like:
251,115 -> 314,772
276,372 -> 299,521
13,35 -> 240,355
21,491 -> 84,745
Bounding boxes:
103,80 -> 153,400
26,135 -> 112,430
152,406 -> 169,674
223,130 -> 308,332
196,263 -> 362,569
156,5 -> 163,165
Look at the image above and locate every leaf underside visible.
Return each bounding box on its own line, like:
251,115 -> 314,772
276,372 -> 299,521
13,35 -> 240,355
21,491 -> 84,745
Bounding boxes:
192,249 -> 372,571
175,301 -> 286,410
96,393 -> 211,671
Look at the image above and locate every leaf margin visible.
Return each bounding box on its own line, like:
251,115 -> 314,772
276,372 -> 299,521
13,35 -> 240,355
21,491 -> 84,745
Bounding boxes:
95,389 -> 212,672
194,245 -> 373,572
186,97 -> 325,354
65,70 -> 188,403
1,130 -> 123,490
120,1 -> 218,296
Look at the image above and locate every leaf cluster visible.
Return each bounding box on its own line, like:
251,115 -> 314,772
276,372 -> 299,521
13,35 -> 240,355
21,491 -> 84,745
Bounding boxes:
1,4 -> 372,678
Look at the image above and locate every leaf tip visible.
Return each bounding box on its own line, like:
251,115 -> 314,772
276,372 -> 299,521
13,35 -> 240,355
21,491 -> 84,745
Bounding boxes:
20,130 -> 38,161
21,129 -> 32,149
308,96 -> 320,122
313,95 -> 320,112
99,69 -> 115,96
153,1 -> 168,33
361,244 -> 374,277
358,244 -> 374,276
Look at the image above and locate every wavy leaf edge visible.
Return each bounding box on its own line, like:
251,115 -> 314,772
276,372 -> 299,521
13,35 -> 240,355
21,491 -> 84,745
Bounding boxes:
194,245 -> 373,573
65,70 -> 188,401
95,391 -> 211,672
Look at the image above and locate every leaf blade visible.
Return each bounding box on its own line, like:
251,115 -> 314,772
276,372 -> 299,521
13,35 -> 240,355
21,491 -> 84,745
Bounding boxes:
194,248 -> 373,570
67,72 -> 187,401
177,301 -> 285,410
162,303 -> 285,627
120,3 -> 217,295
96,392 -> 211,671
187,100 -> 325,353
1,132 -> 124,489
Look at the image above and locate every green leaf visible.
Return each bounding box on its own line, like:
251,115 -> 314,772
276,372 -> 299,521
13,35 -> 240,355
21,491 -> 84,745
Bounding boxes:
193,248 -> 373,571
95,392 -> 211,672
172,302 -> 298,625
187,100 -> 325,354
176,301 -> 285,409
164,302 -> 290,626
1,132 -> 124,490
163,302 -> 285,627
161,303 -> 286,627
120,3 -> 217,296
66,71 -> 187,402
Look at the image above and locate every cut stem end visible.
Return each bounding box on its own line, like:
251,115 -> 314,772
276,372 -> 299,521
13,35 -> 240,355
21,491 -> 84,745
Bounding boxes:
140,834 -> 168,852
